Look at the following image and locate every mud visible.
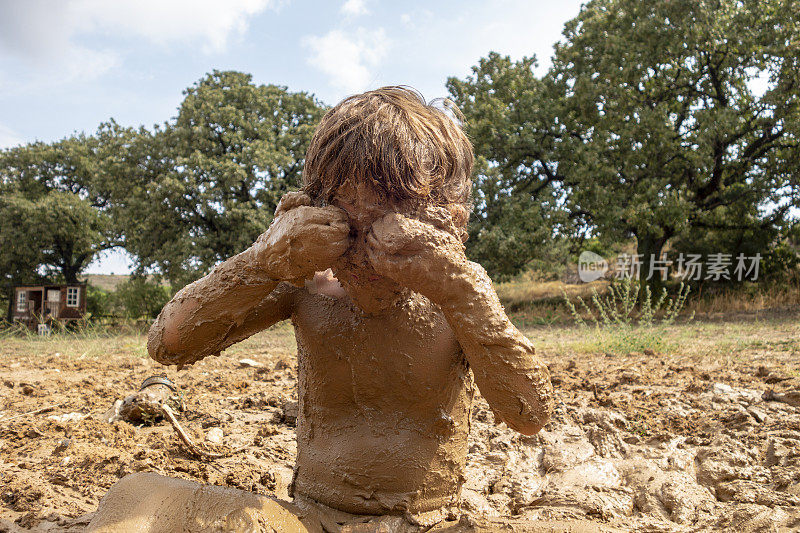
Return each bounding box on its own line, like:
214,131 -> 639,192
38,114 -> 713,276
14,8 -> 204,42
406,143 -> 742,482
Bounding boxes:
86,473 -> 313,533
113,378 -> 183,425
2,332 -> 800,531
364,211 -> 553,436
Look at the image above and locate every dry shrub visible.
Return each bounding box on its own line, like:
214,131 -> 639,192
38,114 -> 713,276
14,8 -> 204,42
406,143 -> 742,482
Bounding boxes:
496,279 -> 609,309
687,284 -> 800,316
497,273 -> 799,326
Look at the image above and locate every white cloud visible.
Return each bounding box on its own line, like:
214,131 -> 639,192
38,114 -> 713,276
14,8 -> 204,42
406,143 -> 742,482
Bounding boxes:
0,123 -> 24,149
398,9 -> 432,29
341,0 -> 368,17
303,28 -> 389,93
71,0 -> 276,53
60,46 -> 121,83
0,0 -> 278,91
0,0 -> 278,80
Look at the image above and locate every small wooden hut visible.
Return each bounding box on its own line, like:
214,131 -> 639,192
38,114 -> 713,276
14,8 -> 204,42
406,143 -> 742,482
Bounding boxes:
11,283 -> 87,330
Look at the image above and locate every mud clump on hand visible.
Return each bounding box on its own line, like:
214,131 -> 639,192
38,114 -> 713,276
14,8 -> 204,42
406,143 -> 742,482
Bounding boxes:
255,192 -> 351,286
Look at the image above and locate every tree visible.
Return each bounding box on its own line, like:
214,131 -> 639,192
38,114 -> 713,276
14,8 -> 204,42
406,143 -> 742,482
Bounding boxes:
117,71 -> 325,287
0,134 -> 119,285
548,0 -> 800,281
0,191 -> 111,283
0,194 -> 46,289
450,0 -> 800,282
447,54 -> 570,279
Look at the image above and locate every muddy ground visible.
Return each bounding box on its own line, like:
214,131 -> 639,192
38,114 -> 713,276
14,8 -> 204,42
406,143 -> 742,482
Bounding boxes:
1,317 -> 799,532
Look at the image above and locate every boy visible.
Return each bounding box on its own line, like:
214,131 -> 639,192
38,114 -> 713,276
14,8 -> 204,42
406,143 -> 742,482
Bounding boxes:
89,87 -> 553,532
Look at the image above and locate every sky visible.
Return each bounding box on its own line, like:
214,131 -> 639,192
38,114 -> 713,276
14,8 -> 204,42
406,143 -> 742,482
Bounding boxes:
0,0 -> 587,274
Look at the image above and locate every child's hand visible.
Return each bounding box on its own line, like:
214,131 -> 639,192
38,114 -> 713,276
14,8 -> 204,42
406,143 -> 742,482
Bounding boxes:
365,209 -> 467,301
256,192 -> 351,283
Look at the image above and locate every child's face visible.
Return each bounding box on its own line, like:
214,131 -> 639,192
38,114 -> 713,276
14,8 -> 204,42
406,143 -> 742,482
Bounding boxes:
330,180 -> 397,235
329,179 -> 409,311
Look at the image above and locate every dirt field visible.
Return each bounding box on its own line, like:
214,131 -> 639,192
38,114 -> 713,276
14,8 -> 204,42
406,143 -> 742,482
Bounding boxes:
1,312 -> 800,532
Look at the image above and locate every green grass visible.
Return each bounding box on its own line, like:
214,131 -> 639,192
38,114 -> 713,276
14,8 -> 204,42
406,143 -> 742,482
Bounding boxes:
521,314 -> 800,359
0,331 -> 148,359
1,312 -> 798,367
1,281 -> 798,364
498,276 -> 800,326
0,319 -> 297,361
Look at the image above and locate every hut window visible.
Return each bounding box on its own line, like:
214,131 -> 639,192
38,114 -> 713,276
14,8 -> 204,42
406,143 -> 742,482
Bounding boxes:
16,291 -> 27,312
66,287 -> 80,307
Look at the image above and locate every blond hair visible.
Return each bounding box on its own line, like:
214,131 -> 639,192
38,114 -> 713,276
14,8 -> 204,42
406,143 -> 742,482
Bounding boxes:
302,86 -> 474,235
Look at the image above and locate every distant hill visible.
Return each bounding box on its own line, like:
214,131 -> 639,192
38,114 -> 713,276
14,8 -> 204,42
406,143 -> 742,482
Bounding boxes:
81,274 -> 130,292
81,274 -> 170,292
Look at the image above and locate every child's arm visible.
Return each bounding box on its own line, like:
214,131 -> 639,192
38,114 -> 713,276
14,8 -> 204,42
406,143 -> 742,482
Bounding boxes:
147,192 -> 351,367
365,213 -> 553,435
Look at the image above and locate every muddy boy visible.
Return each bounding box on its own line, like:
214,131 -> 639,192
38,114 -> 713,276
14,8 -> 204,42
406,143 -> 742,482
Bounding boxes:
91,87 -> 553,531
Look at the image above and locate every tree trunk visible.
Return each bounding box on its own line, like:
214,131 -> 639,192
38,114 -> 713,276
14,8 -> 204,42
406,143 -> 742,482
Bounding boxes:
5,286 -> 13,322
636,234 -> 670,293
62,251 -> 93,284
63,264 -> 81,284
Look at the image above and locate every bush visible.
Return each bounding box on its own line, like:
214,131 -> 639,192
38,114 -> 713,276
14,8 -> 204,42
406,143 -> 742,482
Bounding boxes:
563,277 -> 693,328
761,239 -> 800,284
86,284 -> 116,317
114,277 -> 170,319
561,278 -> 694,355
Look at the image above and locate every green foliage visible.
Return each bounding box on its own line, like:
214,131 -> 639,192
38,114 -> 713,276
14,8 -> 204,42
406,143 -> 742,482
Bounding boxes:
575,238 -> 620,264
606,326 -> 669,355
0,193 -> 46,287
448,55 -> 571,279
762,240 -> 800,283
1,70 -> 323,295
86,284 -> 115,317
0,133 -> 119,285
548,0 -> 800,277
754,222 -> 799,283
114,277 -> 171,319
452,0 -> 800,280
563,278 -> 693,354
466,160 -> 569,279
0,190 -> 111,284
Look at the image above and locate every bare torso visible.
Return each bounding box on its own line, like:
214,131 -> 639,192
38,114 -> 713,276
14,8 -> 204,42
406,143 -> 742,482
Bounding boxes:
289,278 -> 474,515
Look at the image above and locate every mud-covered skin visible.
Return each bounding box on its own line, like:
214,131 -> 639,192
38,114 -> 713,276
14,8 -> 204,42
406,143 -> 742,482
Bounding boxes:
147,192 -> 350,366
291,287 -> 474,515
145,190 -> 553,518
256,192 -> 351,284
365,212 -> 554,435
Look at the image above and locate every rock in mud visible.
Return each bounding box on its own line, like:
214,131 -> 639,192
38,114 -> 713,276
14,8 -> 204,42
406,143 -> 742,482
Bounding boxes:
47,412 -> 86,424
279,400 -> 298,426
763,389 -> 800,408
205,427 -> 224,445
